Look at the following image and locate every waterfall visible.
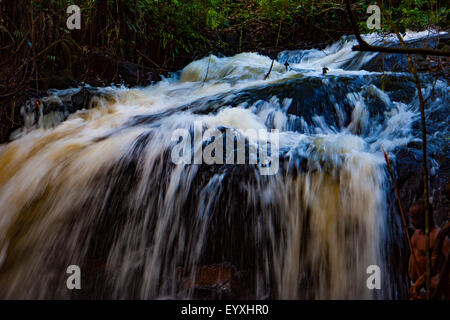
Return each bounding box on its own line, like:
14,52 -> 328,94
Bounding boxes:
0,30 -> 447,299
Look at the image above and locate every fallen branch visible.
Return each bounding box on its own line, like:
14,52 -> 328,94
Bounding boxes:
352,44 -> 450,56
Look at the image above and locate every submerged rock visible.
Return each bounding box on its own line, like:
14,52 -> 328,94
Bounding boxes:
179,263 -> 244,299
87,50 -> 157,87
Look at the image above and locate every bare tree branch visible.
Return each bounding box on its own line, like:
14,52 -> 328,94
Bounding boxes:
352,45 -> 450,56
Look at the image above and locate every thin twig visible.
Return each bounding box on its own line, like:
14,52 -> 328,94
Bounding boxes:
202,54 -> 212,86
136,49 -> 162,69
265,1 -> 285,80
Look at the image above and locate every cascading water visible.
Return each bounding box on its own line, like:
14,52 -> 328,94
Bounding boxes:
0,31 -> 448,299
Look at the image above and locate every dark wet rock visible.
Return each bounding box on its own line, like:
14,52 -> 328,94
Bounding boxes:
42,99 -> 64,114
129,76 -> 347,129
370,74 -> 417,104
393,148 -> 426,207
36,87 -> 99,119
71,87 -> 95,112
86,51 -> 157,87
36,75 -> 74,91
167,76 -> 361,131
394,146 -> 450,227
361,84 -> 393,123
21,87 -> 117,130
117,61 -> 139,86
432,157 -> 450,226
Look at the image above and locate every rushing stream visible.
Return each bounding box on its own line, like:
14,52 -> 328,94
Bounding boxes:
0,31 -> 448,299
